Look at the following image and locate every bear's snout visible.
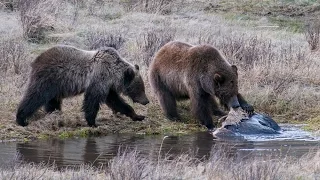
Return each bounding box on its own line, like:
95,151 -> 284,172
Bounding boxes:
228,95 -> 240,109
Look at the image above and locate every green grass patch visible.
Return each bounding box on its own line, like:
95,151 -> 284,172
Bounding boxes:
58,131 -> 75,139
75,128 -> 90,137
303,115 -> 320,131
58,128 -> 102,139
269,17 -> 304,33
38,134 -> 50,140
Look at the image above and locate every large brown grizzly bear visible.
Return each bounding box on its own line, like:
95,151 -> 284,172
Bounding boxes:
16,45 -> 149,127
149,41 -> 253,130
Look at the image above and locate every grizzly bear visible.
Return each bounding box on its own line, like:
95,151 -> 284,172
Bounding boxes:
149,41 -> 253,130
16,45 -> 149,127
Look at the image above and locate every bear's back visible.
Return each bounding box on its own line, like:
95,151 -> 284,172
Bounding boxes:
30,45 -> 99,88
151,41 -> 192,70
32,45 -> 97,69
152,41 -> 230,71
188,44 -> 225,63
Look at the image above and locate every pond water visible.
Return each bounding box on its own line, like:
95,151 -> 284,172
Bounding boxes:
0,124 -> 319,168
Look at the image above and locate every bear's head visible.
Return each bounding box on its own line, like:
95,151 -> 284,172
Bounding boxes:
123,64 -> 149,105
214,65 -> 240,110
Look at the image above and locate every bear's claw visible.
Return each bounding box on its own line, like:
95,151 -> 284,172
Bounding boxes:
241,104 -> 254,115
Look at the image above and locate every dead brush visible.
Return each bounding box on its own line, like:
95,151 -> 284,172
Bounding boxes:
135,27 -> 176,66
304,21 -> 320,51
121,0 -> 175,14
1,0 -> 18,11
206,33 -> 275,69
0,38 -> 29,75
108,148 -> 151,180
1,148 -> 320,179
18,0 -> 61,43
84,28 -> 126,50
230,158 -> 283,180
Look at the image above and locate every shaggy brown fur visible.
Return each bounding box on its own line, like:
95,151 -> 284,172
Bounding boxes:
16,45 -> 149,127
149,41 -> 253,130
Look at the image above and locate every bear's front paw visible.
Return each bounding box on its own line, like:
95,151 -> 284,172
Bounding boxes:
17,121 -> 28,127
207,128 -> 216,133
88,123 -> 97,128
241,104 -> 254,115
16,118 -> 28,127
132,115 -> 145,121
206,124 -> 215,131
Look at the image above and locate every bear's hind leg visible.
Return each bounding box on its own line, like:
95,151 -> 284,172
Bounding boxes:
190,90 -> 214,130
45,98 -> 62,113
158,90 -> 180,121
150,74 -> 179,120
105,90 -> 144,121
16,87 -> 55,126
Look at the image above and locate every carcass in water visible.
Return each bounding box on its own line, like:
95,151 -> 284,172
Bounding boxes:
212,109 -> 281,139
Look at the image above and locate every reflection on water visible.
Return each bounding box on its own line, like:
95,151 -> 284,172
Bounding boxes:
0,125 -> 319,168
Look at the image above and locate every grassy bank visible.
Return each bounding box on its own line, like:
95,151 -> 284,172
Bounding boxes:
1,148 -> 320,179
0,0 -> 320,141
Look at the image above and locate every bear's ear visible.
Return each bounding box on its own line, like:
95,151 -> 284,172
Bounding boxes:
214,73 -> 225,84
134,64 -> 139,71
231,65 -> 238,74
124,68 -> 135,86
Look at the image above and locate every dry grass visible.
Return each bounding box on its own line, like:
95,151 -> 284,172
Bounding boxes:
205,0 -> 320,16
1,148 -> 320,179
0,37 -> 29,75
121,0 -> 180,14
84,27 -> 126,50
304,21 -> 320,51
0,0 -> 319,141
199,31 -> 320,116
135,26 -> 176,66
18,0 -> 62,42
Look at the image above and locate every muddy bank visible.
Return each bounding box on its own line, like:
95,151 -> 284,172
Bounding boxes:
0,101 -> 205,142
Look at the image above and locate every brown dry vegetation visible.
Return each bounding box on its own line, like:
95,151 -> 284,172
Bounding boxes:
1,148 -> 320,179
0,0 -> 320,141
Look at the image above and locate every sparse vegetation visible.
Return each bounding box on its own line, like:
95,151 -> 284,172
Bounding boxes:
0,38 -> 29,75
18,0 -> 61,43
304,21 -> 320,51
1,148 -> 320,179
0,1 -> 320,179
84,27 -> 126,50
0,0 -> 319,141
135,27 -> 176,66
121,0 -> 178,14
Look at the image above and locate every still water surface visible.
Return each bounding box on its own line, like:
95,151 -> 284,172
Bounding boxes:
0,124 -> 319,168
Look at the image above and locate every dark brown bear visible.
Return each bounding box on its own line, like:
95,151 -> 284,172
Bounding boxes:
16,45 -> 149,127
149,41 -> 253,130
